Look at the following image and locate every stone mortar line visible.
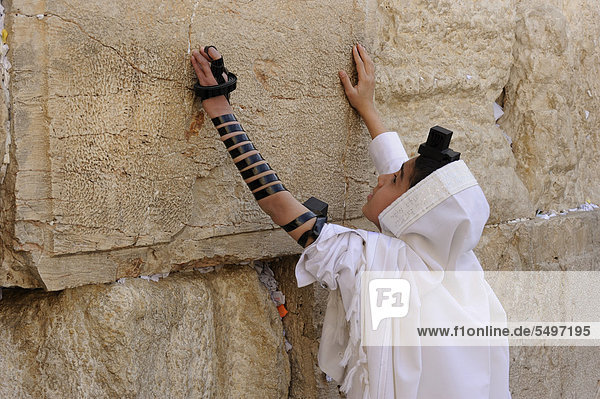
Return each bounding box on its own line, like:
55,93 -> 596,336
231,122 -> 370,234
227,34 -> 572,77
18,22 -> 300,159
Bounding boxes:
11,12 -> 183,85
22,209 -> 599,263
485,208 -> 600,229
34,218 -> 280,259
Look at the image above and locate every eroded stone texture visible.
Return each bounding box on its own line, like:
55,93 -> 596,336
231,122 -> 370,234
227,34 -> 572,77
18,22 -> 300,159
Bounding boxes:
500,0 -> 600,211
372,0 -> 534,223
0,266 -> 290,398
1,0 -> 376,290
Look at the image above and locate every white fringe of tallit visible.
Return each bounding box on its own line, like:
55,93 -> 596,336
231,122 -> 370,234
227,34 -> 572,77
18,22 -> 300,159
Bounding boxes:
337,262 -> 370,399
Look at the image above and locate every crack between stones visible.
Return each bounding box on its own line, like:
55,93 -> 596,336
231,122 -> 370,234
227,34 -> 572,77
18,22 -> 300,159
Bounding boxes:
187,0 -> 200,55
485,208 -> 600,229
340,126 -> 354,224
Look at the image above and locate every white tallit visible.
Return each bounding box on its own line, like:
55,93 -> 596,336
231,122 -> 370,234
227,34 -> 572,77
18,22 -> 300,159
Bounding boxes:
295,132 -> 511,399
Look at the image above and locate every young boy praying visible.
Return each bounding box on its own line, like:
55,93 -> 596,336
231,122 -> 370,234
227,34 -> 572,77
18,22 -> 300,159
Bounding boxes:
190,44 -> 511,399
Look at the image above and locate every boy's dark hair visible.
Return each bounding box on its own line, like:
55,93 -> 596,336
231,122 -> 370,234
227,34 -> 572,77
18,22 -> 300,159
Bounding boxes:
408,156 -> 441,189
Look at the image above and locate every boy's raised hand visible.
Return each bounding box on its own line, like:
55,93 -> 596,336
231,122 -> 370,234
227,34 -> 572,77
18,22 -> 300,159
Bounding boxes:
190,46 -> 233,118
339,43 -> 376,117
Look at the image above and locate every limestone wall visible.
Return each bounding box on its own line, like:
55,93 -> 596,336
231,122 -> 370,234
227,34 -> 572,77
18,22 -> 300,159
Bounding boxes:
0,0 -> 599,397
0,0 -> 598,291
0,266 -> 290,398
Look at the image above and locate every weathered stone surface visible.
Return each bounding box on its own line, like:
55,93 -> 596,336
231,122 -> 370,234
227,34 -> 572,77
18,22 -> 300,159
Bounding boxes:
477,209 -> 600,272
372,0 -> 535,223
509,346 -> 600,399
500,1 -> 600,211
0,266 -> 290,398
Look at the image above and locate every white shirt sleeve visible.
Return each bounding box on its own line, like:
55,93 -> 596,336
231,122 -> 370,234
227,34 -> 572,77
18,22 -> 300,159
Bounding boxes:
368,131 -> 409,175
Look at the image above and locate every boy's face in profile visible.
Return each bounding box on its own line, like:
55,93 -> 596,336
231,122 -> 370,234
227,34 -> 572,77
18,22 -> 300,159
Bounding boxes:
362,157 -> 416,232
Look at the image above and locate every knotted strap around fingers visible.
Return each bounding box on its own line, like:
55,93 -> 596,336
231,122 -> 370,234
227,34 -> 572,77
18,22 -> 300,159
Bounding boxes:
193,46 -> 237,102
193,73 -> 237,101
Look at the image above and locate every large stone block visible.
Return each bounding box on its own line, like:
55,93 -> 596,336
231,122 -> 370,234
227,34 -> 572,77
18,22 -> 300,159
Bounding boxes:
0,266 -> 290,398
500,0 -> 600,211
372,0 -> 535,223
0,0 -> 376,290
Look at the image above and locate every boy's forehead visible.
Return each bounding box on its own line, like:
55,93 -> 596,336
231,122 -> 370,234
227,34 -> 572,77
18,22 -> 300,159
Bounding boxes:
399,157 -> 417,174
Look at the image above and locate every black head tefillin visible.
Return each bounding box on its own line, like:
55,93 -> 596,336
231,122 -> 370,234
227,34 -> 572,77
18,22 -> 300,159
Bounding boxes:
417,126 -> 461,167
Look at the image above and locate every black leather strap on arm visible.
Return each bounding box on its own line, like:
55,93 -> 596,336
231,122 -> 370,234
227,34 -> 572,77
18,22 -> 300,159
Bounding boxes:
241,162 -> 271,179
253,183 -> 287,201
211,114 -> 237,127
297,215 -> 327,248
218,123 -> 244,137
246,173 -> 280,191
228,143 -> 256,159
235,153 -> 265,170
281,211 -> 317,232
223,133 -> 250,148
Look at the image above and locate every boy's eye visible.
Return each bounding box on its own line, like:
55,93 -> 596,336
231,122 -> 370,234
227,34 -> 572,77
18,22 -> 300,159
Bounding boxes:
393,174 -> 397,184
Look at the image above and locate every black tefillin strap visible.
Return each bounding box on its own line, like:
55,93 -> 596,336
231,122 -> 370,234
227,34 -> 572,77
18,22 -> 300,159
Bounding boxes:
214,113 -> 287,202
211,114 -> 237,126
213,114 -> 330,248
297,215 -> 327,248
295,197 -> 329,248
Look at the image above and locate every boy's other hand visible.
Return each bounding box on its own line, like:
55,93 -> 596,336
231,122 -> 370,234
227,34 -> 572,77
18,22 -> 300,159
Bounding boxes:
339,43 -> 376,117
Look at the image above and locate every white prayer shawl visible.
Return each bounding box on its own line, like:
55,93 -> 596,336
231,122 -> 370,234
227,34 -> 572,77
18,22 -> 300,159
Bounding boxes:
295,132 -> 511,399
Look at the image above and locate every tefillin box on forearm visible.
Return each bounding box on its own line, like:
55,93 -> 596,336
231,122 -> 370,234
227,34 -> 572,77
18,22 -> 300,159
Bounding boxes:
303,197 -> 328,218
